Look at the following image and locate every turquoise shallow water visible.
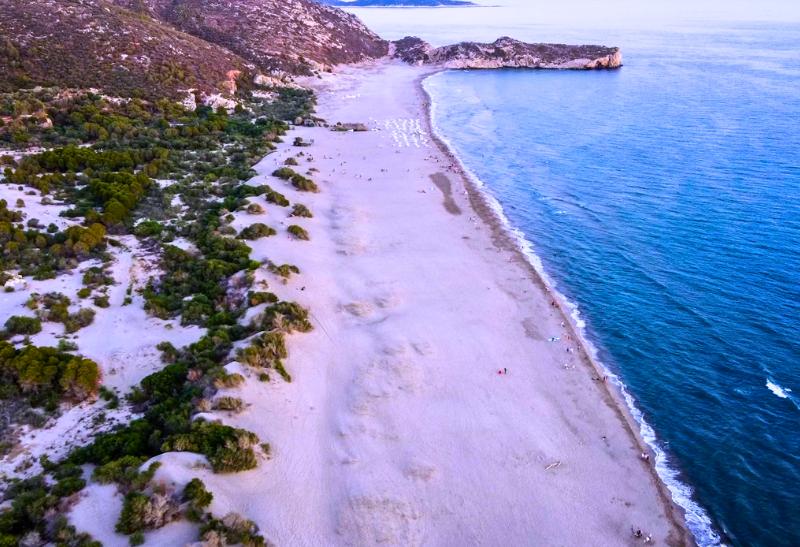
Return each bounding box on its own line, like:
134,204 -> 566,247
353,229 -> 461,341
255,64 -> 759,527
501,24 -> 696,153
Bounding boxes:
424,23 -> 800,547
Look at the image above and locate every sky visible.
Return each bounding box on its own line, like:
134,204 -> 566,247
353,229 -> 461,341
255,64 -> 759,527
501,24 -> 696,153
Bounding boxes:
347,0 -> 800,45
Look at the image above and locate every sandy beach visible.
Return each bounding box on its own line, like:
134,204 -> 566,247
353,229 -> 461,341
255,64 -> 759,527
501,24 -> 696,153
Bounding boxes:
137,60 -> 685,546
61,60 -> 690,546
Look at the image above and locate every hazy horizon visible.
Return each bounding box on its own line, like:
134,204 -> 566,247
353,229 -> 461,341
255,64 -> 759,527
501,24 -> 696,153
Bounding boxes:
346,0 -> 800,46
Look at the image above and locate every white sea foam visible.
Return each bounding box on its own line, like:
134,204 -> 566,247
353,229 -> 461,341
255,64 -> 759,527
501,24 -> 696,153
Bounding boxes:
425,72 -> 724,547
766,379 -> 791,399
766,379 -> 800,410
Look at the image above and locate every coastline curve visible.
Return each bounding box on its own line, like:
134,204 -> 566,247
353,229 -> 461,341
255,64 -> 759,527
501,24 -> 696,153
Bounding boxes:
418,68 -> 719,547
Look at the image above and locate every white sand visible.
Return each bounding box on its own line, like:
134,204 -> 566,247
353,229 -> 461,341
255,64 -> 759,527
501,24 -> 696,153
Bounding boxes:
149,61 -> 688,546
2,61 -> 688,545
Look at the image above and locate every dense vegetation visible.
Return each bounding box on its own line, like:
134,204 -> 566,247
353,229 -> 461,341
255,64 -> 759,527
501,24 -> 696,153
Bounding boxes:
0,78 -> 315,544
0,341 -> 101,408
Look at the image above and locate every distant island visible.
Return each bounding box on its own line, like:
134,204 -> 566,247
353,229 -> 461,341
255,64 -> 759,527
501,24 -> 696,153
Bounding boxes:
318,0 -> 475,6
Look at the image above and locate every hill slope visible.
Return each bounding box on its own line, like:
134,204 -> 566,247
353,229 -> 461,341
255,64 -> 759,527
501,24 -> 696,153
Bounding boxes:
0,0 -> 257,100
111,0 -> 389,75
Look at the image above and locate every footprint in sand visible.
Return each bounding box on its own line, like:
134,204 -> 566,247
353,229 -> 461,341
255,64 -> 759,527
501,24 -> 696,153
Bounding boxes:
372,287 -> 404,311
334,234 -> 372,256
403,460 -> 437,482
411,341 -> 435,356
342,301 -> 375,318
337,496 -> 422,546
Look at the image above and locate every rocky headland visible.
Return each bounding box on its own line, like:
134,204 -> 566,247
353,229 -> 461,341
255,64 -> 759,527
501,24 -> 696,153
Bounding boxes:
392,36 -> 623,69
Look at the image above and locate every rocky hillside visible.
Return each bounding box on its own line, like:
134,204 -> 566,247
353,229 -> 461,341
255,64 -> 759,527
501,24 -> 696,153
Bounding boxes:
393,36 -> 623,69
111,0 -> 389,75
0,0 -> 257,100
0,0 -> 621,104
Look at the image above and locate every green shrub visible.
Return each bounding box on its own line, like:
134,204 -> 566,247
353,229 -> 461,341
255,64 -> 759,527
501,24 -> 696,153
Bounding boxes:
57,339 -> 78,352
284,157 -> 299,166
245,202 -> 264,214
183,478 -> 213,508
238,223 -> 276,240
183,478 -> 213,521
213,397 -> 245,412
200,513 -> 265,546
264,187 -> 289,207
4,315 -> 42,335
116,492 -> 149,535
287,225 -> 309,241
290,174 -> 318,193
82,267 -> 113,288
213,372 -> 245,390
93,295 -> 110,308
93,458 -> 159,492
0,342 -> 101,406
268,263 -> 300,279
271,167 -> 295,180
134,220 -> 164,238
259,302 -> 313,333
64,308 -> 96,333
161,420 -> 259,473
51,476 -> 86,497
292,137 -> 310,147
247,291 -> 278,306
275,361 -> 292,383
239,332 -> 287,367
290,204 -> 313,218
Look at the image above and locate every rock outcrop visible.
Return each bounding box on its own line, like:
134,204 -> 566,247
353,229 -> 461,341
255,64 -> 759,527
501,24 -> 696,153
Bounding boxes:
392,36 -> 622,69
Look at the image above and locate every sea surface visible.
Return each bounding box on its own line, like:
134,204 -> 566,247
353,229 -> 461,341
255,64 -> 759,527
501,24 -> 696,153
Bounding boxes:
352,6 -> 800,546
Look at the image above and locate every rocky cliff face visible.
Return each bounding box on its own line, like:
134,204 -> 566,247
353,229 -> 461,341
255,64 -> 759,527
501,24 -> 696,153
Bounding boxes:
392,36 -> 622,69
111,0 -> 389,75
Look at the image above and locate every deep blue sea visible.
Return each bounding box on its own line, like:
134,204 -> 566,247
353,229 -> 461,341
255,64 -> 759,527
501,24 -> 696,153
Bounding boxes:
423,23 -> 800,547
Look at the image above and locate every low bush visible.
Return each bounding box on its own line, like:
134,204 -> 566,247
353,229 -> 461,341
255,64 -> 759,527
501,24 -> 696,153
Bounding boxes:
161,420 -> 259,473
213,372 -> 245,390
271,167 -> 295,180
212,397 -> 245,413
64,308 -> 96,333
93,458 -> 159,493
183,478 -> 213,521
268,263 -> 300,279
287,225 -> 309,241
264,187 -> 289,207
290,174 -> 318,193
247,291 -> 278,306
200,513 -> 265,547
245,203 -> 264,215
238,223 -> 276,240
258,302 -> 313,333
4,315 -> 42,335
290,204 -> 313,218
237,332 -> 287,369
116,491 -> 179,536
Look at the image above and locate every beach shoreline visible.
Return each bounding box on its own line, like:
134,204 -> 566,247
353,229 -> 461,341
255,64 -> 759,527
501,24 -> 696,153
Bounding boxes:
73,59 -> 694,546
415,67 -> 693,543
